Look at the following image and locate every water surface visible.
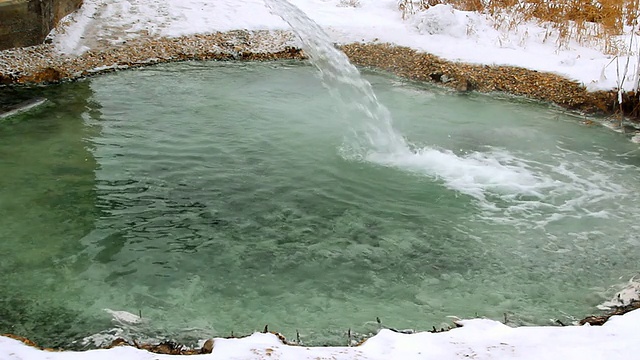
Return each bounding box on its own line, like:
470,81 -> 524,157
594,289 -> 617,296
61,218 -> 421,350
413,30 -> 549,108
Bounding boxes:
0,61 -> 638,347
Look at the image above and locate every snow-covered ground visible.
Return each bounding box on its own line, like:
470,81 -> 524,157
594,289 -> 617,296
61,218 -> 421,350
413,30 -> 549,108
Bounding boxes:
1,309 -> 639,360
4,1 -> 638,359
50,0 -> 640,91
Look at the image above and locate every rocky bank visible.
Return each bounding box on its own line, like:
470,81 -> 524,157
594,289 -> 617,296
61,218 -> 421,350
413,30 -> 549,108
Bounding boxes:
0,29 -> 639,125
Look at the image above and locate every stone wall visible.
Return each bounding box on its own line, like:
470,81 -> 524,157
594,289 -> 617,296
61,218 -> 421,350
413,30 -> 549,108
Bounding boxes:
0,0 -> 83,50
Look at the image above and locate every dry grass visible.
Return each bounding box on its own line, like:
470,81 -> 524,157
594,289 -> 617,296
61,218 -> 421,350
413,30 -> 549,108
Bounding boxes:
398,0 -> 640,54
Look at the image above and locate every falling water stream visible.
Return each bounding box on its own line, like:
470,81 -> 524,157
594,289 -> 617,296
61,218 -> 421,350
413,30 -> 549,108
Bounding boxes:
264,0 -> 408,156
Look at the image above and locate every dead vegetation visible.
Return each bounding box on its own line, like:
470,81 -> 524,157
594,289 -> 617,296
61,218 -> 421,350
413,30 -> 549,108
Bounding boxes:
398,0 -> 640,54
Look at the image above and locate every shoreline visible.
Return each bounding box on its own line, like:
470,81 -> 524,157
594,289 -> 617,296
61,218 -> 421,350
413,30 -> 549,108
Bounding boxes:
1,30 -> 640,130
1,300 -> 638,355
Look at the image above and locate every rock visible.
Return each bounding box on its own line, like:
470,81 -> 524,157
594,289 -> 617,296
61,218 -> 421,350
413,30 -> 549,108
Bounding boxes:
455,77 -> 473,92
429,72 -> 443,82
108,338 -> 129,348
20,67 -> 62,84
440,74 -> 452,83
201,339 -> 214,354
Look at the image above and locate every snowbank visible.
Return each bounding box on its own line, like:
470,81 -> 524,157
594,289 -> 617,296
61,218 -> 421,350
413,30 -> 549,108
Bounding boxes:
50,0 -> 640,91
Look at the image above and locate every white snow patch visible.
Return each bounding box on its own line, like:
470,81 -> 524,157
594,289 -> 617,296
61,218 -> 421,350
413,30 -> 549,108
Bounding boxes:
50,0 -> 98,55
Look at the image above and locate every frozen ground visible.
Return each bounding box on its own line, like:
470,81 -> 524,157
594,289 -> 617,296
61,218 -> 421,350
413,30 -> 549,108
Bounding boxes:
50,0 -> 640,91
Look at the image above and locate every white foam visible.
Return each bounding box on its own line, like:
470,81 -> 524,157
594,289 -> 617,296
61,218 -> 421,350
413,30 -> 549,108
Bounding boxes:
365,145 -> 629,227
368,147 -> 547,201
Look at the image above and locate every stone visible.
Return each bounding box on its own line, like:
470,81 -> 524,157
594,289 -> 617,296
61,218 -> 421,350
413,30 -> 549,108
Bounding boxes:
20,66 -> 63,83
108,338 -> 129,348
201,339 -> 214,354
455,77 -> 473,92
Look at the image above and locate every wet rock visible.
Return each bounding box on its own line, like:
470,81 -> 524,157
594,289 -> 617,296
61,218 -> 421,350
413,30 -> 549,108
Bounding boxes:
108,338 -> 129,348
20,67 -> 63,84
201,338 -> 214,354
455,76 -> 473,92
579,315 -> 609,326
429,72 -> 443,82
0,72 -> 16,85
579,300 -> 640,326
137,340 -> 200,355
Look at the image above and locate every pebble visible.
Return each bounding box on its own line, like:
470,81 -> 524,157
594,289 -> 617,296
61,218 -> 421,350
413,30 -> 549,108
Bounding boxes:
0,30 -> 302,84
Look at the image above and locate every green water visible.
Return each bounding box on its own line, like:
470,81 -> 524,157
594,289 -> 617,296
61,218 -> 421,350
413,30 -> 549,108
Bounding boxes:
1,61 -> 639,348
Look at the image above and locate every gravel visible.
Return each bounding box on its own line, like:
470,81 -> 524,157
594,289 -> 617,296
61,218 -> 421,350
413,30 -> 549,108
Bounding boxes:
0,29 -> 635,121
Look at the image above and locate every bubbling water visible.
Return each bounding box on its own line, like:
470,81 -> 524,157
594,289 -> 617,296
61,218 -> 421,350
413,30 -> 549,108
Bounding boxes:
263,0 -> 626,222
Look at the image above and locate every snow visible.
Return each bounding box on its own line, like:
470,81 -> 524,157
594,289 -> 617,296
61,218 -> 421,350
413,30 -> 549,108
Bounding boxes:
49,0 -> 640,91
1,309 -> 639,359
598,278 -> 640,309
48,0 -> 98,55
7,1 -> 638,359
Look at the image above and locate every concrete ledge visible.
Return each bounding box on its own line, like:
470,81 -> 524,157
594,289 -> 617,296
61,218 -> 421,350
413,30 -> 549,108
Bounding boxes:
0,0 -> 83,50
